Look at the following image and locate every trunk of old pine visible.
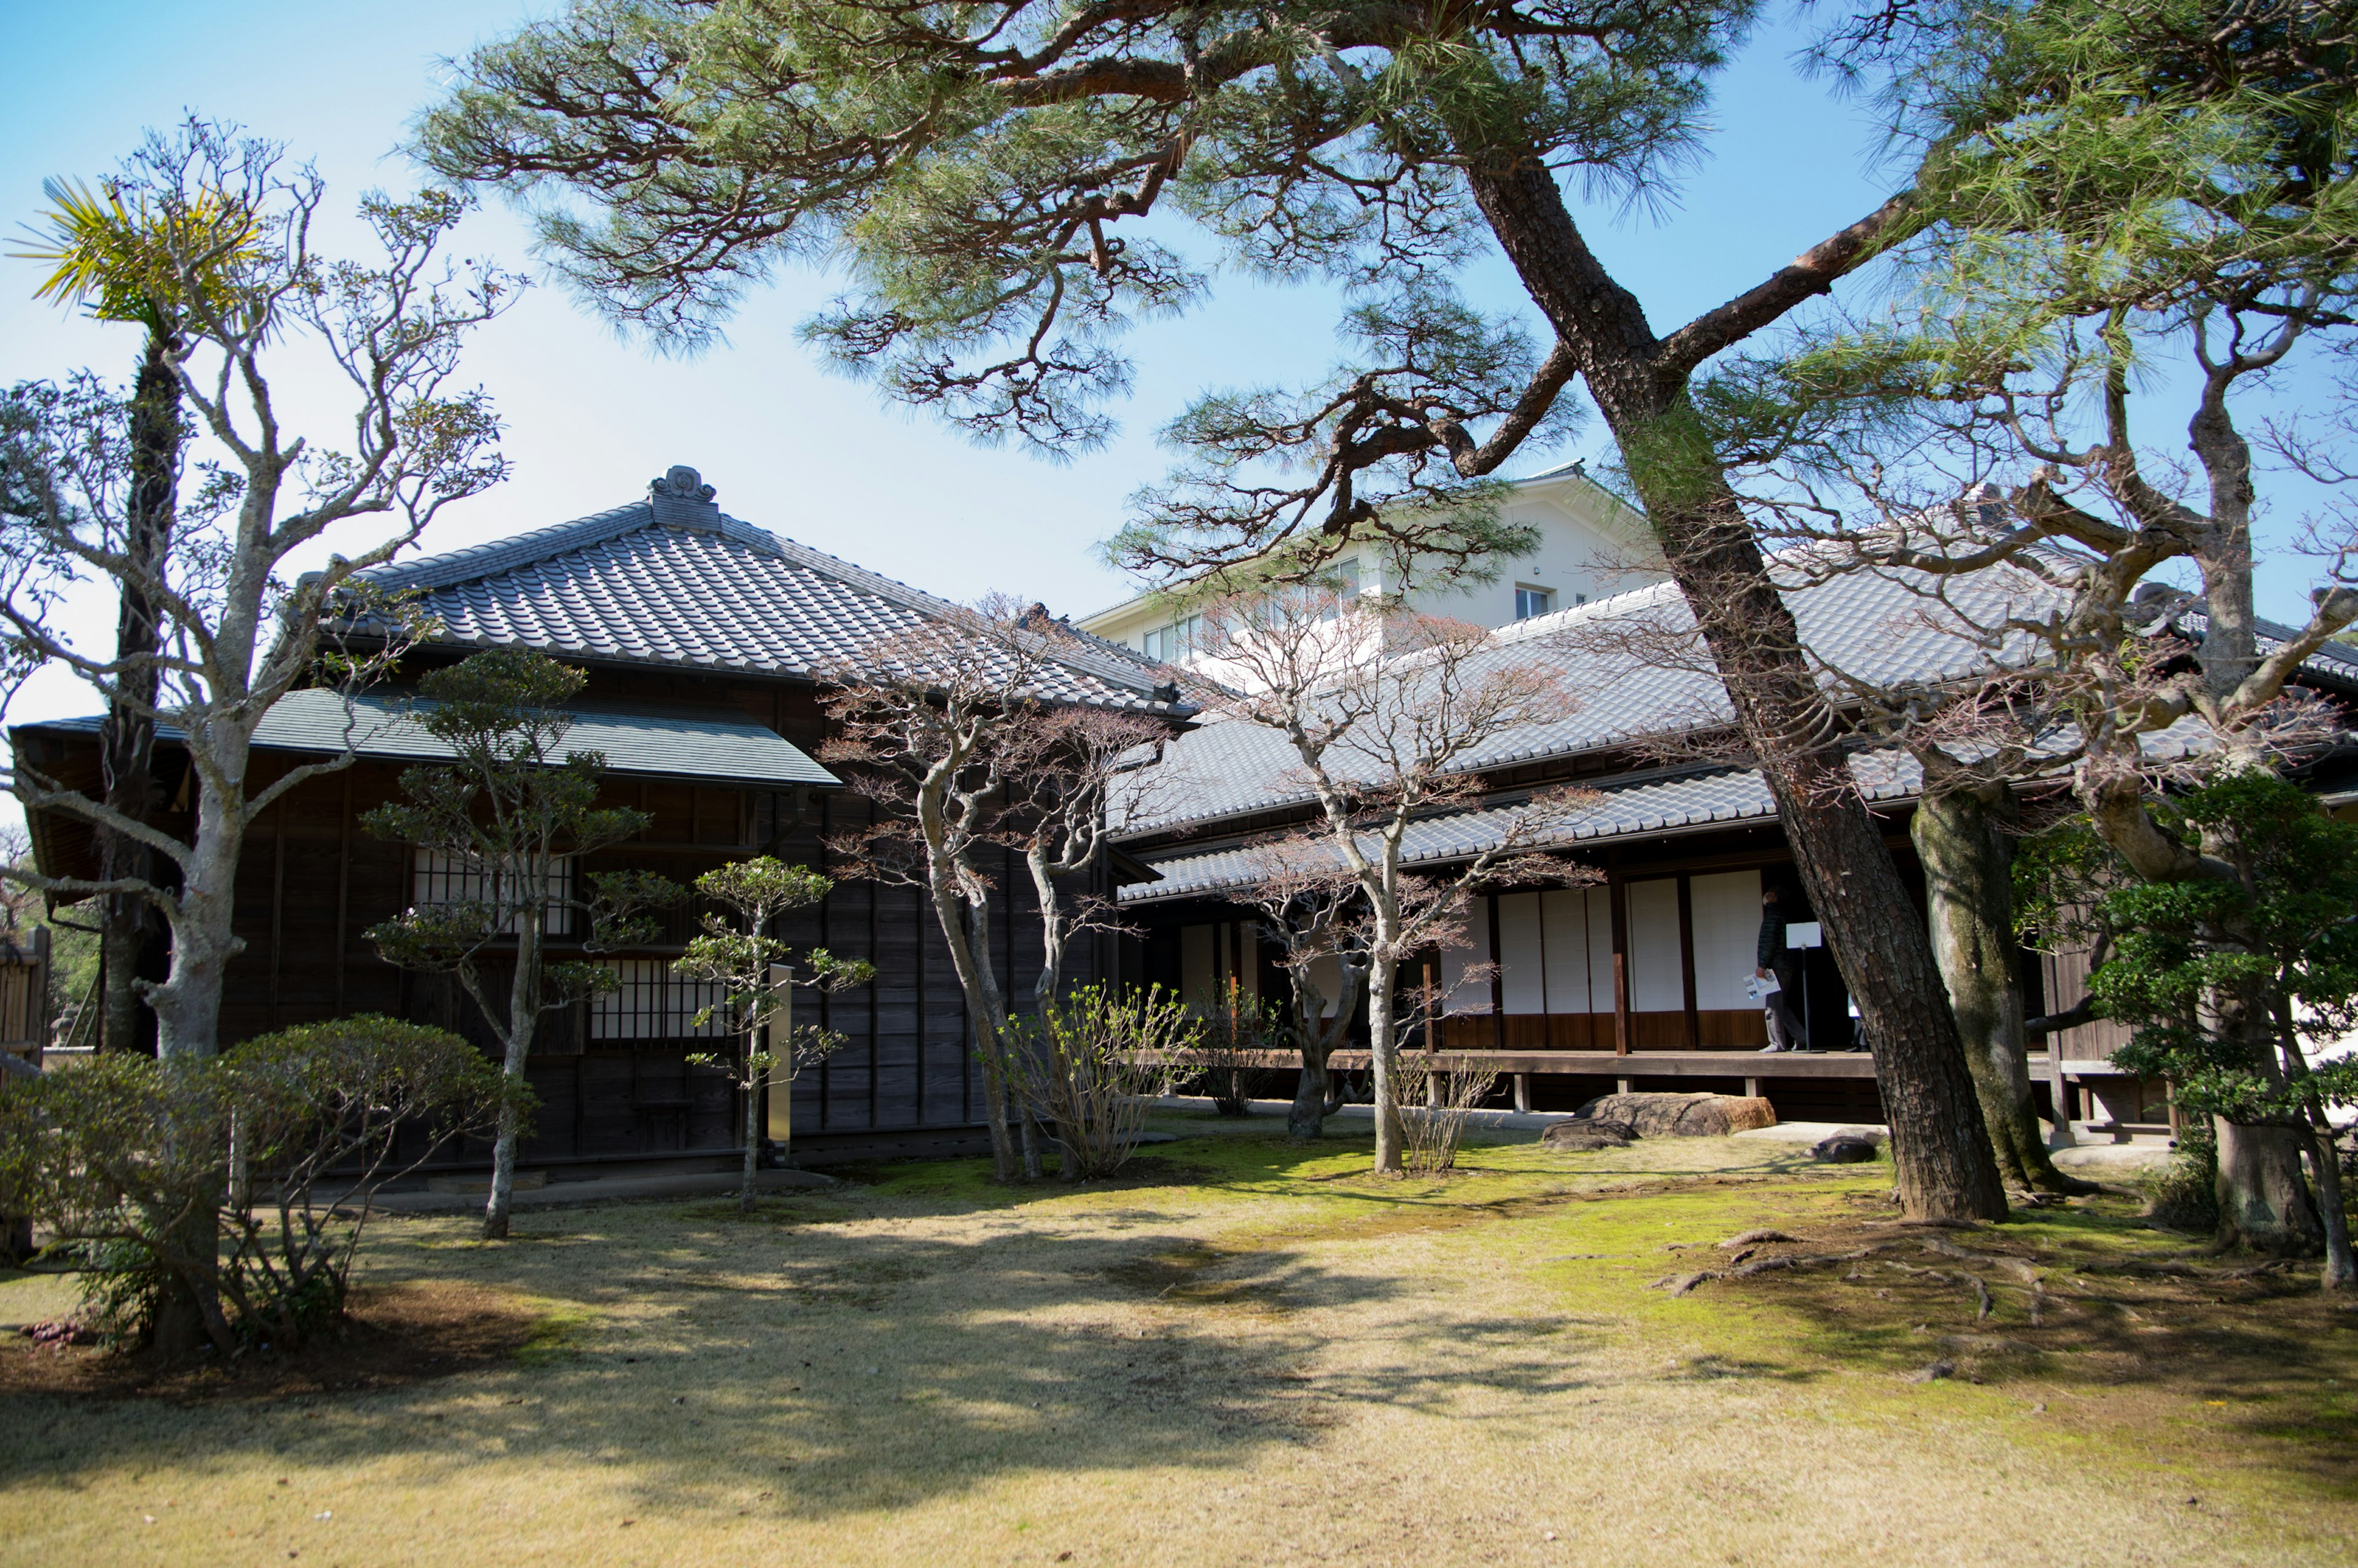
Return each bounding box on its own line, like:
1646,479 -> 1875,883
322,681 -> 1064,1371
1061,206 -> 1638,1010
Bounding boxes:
1462,150 -> 2006,1220
98,333 -> 179,1056
481,912 -> 545,1242
2208,974 -> 2322,1254
1910,769 -> 2093,1195
2183,402 -> 2324,1253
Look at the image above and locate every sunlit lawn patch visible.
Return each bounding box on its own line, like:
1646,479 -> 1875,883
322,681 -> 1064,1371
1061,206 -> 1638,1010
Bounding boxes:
1,1123 -> 2350,1566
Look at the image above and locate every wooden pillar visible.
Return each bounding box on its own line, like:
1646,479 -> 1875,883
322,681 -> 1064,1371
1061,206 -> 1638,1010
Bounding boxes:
1512,1072 -> 1531,1114
1616,1076 -> 1632,1094
1608,868 -> 1630,1057
817,791 -> 832,1130
1676,873 -> 1700,1049
268,794 -> 287,1031
335,770 -> 354,1017
1745,1076 -> 1760,1099
867,809 -> 881,1124
912,875 -> 927,1126
1487,893 -> 1504,1050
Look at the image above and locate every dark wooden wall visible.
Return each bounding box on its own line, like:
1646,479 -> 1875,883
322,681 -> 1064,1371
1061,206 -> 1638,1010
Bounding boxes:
197,666 -> 1093,1167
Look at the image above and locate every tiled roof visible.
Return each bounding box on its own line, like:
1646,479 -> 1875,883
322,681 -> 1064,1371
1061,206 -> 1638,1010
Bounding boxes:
353,483 -> 1186,715
20,688 -> 839,788
1117,559 -> 2057,837
1124,719 -> 2223,903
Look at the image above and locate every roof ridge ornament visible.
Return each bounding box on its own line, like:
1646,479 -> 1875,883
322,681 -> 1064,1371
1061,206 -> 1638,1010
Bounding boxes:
649,463 -> 723,530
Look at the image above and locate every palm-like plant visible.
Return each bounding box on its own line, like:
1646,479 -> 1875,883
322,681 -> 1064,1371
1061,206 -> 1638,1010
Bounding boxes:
12,152 -> 260,1056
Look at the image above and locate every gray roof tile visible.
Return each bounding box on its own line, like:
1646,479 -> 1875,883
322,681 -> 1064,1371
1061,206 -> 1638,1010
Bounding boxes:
354,491 -> 1186,714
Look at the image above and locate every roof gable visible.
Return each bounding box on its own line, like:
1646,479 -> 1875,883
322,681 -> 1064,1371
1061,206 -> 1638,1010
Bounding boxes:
353,468 -> 1185,714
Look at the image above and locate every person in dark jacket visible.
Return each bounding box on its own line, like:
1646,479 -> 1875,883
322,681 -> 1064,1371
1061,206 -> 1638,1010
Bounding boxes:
1754,883 -> 1811,1052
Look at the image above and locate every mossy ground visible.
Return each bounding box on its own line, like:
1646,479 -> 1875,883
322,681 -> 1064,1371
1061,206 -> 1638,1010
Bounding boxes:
0,1112 -> 2350,1566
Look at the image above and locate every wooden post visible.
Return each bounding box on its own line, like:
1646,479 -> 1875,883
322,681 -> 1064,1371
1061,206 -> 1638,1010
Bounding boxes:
1608,869 -> 1630,1056
1512,1072 -> 1531,1114
1487,893 -> 1505,1051
1616,1077 -> 1632,1095
1676,874 -> 1700,1048
765,962 -> 795,1156
1745,1076 -> 1760,1099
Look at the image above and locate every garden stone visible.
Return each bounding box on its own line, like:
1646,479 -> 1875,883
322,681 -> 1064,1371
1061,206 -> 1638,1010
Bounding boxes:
1813,1136 -> 1881,1163
1571,1093 -> 1778,1138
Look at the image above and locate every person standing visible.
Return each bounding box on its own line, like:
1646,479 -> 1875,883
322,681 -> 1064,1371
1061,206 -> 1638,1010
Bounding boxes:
1755,883 -> 1811,1052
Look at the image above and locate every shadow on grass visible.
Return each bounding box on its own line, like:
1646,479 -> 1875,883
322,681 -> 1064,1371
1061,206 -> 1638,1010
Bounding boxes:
0,1127 -> 1587,1522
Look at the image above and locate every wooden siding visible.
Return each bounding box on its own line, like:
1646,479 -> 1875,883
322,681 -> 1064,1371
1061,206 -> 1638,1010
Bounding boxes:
184,669 -> 1084,1166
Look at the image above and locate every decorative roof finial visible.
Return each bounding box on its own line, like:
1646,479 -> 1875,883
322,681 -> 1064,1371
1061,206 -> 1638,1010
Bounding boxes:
651,464 -> 715,502
648,464 -> 723,530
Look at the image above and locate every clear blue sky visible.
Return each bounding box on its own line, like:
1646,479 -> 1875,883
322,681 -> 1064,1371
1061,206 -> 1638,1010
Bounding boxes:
1,0 -> 2332,726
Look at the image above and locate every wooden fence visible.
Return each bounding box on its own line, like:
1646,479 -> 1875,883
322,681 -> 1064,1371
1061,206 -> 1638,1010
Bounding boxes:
0,926 -> 50,1068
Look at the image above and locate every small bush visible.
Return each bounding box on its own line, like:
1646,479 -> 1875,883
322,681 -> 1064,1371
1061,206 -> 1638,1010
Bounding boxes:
1192,988 -> 1283,1116
1001,985 -> 1194,1180
0,1015 -> 519,1354
2147,1121 -> 2221,1235
1393,1052 -> 1499,1177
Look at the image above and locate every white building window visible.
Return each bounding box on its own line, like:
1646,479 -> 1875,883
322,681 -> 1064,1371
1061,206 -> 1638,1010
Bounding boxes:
411,850 -> 574,936
589,959 -> 733,1042
1144,614 -> 1205,661
1514,585 -> 1555,620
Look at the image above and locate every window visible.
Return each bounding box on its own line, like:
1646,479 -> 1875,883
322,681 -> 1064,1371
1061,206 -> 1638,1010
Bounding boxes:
411,850 -> 574,936
1514,585 -> 1555,620
1334,558 -> 1361,597
589,959 -> 733,1042
1573,592 -> 1589,607
1146,615 -> 1205,661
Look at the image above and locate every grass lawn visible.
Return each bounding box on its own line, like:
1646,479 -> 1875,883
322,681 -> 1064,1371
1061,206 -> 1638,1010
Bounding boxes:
1,1115 -> 2353,1566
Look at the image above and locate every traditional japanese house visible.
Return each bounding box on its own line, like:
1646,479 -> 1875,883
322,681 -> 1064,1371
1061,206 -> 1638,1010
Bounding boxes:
12,465 -> 1188,1171
1105,563 -> 2358,1136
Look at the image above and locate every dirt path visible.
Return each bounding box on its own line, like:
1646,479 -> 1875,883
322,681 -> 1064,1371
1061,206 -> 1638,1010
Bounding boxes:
1,1125 -> 2351,1566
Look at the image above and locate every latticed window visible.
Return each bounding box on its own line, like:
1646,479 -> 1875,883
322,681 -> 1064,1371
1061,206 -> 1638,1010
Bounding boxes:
410,850 -> 575,936
588,959 -> 733,1043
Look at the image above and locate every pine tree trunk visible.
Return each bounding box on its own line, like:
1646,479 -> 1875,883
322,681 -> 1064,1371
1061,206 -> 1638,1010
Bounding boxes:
1460,150 -> 2006,1221
483,931 -> 545,1242
740,1025 -> 762,1215
2216,1117 -> 2325,1255
1910,769 -> 2091,1195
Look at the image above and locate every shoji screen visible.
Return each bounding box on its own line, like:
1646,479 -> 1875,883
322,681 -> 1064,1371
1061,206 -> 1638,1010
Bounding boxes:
1687,870 -> 1764,1009
1440,898 -> 1492,1013
1624,879 -> 1686,1012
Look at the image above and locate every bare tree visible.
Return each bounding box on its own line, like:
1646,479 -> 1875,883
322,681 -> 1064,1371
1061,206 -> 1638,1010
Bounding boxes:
1231,839 -> 1374,1140
0,125 -> 513,1065
1194,588 -> 1593,1174
820,597 -> 1172,1181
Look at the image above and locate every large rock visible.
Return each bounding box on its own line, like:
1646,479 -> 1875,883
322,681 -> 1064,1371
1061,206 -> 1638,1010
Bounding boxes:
1541,1119 -> 1635,1152
1572,1092 -> 1778,1138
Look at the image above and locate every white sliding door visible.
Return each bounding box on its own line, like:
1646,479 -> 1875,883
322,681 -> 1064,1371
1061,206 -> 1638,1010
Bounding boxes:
1688,870 -> 1763,1009
1624,878 -> 1685,1013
